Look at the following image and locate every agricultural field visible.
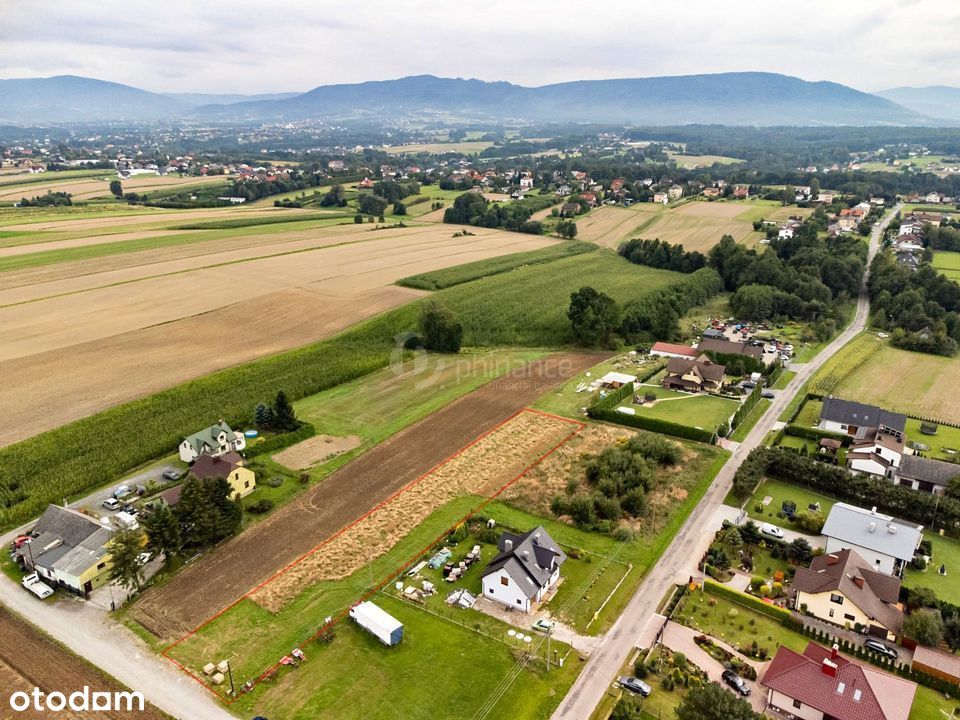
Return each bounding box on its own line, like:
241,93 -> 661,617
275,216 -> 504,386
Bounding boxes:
0,607 -> 169,720
575,204 -> 663,247
810,334 -> 960,424
0,172 -> 229,203
382,140 -> 495,154
932,250 -> 960,282
666,151 -> 744,168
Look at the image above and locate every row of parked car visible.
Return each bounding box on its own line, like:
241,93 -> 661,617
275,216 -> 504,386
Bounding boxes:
617,668 -> 752,699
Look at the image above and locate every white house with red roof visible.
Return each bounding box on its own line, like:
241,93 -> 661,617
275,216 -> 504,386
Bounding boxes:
761,642 -> 916,720
649,342 -> 698,360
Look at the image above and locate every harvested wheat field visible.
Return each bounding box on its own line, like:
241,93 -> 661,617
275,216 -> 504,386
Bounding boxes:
129,353 -> 602,641
0,608 -> 168,720
252,410 -> 578,612
635,210 -> 760,252
0,206 -> 309,233
577,205 -> 661,247
673,202 -> 750,219
272,434 -> 362,470
0,225 -> 555,445
0,173 -> 228,202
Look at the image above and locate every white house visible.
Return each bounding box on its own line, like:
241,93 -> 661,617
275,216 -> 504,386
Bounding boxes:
649,341 -> 698,360
821,503 -> 923,578
481,527 -> 566,613
818,397 -> 906,439
179,420 -> 246,463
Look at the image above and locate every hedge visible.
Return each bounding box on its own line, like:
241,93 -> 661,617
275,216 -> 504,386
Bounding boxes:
244,422 -> 316,458
703,580 -> 793,623
731,384 -> 762,430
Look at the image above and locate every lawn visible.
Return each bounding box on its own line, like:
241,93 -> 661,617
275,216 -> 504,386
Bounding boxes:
904,418 -> 960,460
729,399 -> 771,443
810,335 -> 960,424
629,393 -> 739,433
793,398 -> 823,427
910,684 -> 960,720
932,250 -> 960,283
739,478 -> 836,522
903,534 -> 960,605
771,370 -> 796,390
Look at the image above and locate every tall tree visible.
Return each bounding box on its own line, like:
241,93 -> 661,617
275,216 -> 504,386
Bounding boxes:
254,402 -> 275,429
676,683 -> 760,720
903,608 -> 944,646
108,529 -> 145,592
568,286 -> 621,347
144,504 -> 181,560
273,390 -> 299,431
419,300 -> 463,353
109,179 -> 123,197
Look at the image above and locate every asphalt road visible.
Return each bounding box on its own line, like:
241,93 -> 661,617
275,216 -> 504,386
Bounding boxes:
550,205 -> 899,720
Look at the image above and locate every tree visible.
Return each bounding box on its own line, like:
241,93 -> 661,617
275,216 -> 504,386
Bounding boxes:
272,390 -> 299,432
108,528 -> 145,592
787,537 -> 813,565
176,476 -> 243,550
676,683 -> 760,720
555,220 -> 578,239
109,179 -> 123,197
393,201 -> 406,215
739,520 -> 761,545
357,193 -> 388,217
903,608 -> 944,647
254,402 -> 275,429
144,504 -> 181,559
418,300 -> 463,353
568,287 -> 621,347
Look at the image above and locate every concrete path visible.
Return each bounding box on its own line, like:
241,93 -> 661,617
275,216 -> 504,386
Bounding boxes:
551,205 -> 899,720
473,597 -> 603,654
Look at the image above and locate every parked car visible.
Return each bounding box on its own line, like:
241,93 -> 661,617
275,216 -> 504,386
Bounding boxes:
21,572 -> 54,599
102,497 -> 122,511
532,619 -> 554,633
113,485 -> 133,500
161,469 -> 181,481
618,676 -> 652,697
864,638 -> 898,659
760,522 -> 784,539
742,381 -> 756,389
761,390 -> 776,399
722,670 -> 751,696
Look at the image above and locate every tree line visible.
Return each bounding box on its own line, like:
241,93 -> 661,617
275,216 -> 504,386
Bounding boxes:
619,238 -> 707,273
442,192 -> 555,234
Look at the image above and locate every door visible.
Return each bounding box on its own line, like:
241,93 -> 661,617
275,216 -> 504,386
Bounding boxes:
83,581 -> 93,594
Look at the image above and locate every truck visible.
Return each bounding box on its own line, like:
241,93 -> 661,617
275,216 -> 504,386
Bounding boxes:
22,572 -> 54,599
349,601 -> 403,646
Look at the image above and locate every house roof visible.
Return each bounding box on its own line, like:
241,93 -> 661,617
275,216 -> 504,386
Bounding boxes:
23,505 -> 113,578
702,328 -> 726,339
793,549 -> 903,633
897,455 -> 960,488
482,526 -> 566,598
190,451 -> 243,480
762,643 -> 916,720
912,645 -> 960,681
664,357 -> 726,382
650,342 -> 697,358
822,503 -> 923,562
183,420 -> 238,454
820,397 -> 906,434
696,337 -> 763,360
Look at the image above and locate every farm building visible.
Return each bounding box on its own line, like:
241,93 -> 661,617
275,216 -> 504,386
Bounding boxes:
661,356 -> 726,393
761,643 -> 916,720
16,505 -> 113,596
481,527 -> 565,613
911,645 -> 960,685
179,420 -> 246,463
821,503 -> 923,578
649,342 -> 698,360
696,337 -> 763,361
792,549 -> 903,641
596,371 -> 636,390
189,451 -> 257,499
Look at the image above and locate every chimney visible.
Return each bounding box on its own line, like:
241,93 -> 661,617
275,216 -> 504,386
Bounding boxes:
871,506 -> 878,514
831,643 -> 840,660
522,550 -> 530,560
826,554 -> 840,566
822,659 -> 838,677
853,576 -> 865,589
888,524 -> 897,534
533,532 -> 541,546
869,522 -> 876,533
504,539 -> 513,552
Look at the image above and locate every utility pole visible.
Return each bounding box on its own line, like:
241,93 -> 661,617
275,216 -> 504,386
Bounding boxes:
226,660 -> 235,696
546,627 -> 552,672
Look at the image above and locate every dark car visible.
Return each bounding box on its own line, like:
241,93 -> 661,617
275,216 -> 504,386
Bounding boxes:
864,638 -> 898,659
161,469 -> 181,481
618,676 -> 652,697
761,390 -> 775,399
742,381 -> 756,389
722,670 -> 751,696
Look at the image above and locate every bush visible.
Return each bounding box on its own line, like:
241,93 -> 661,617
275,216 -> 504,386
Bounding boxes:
247,499 -> 274,514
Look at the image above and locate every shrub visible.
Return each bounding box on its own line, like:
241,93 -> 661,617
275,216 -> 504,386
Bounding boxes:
247,499 -> 274,514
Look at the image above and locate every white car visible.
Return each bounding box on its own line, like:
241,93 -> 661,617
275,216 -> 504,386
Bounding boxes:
760,523 -> 785,539
102,497 -> 122,511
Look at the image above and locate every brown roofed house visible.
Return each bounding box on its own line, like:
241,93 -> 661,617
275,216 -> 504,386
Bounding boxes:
661,355 -> 725,393
189,451 -> 257,500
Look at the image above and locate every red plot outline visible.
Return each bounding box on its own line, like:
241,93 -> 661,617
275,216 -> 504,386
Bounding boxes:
161,407 -> 584,702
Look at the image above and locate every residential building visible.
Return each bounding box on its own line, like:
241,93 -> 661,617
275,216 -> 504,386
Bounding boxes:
189,451 -> 257,499
703,187 -> 721,198
894,455 -> 960,495
652,192 -> 669,204
733,184 -> 749,199
667,184 -> 683,200
696,337 -> 763,361
179,420 -> 246,463
560,202 -> 580,218
701,328 -> 726,340
847,428 -> 905,477
649,341 -> 698,359
660,355 -> 726,393
481,527 -> 566,613
793,549 -> 903,640
762,642 -> 916,720
821,503 -> 923,577
817,398 -> 906,439
16,505 -> 113,596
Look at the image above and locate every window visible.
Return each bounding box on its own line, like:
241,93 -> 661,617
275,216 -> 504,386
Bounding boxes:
500,576 -> 509,586
97,562 -> 106,570
844,613 -> 856,622
488,587 -> 493,594
244,481 -> 250,488
829,609 -> 835,618
830,593 -> 844,605
793,699 -> 802,709
516,599 -> 522,605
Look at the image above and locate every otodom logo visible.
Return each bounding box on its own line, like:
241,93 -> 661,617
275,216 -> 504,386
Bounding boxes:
9,687 -> 145,713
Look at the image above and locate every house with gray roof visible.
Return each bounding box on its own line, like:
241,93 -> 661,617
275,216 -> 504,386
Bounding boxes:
481,527 -> 566,613
16,505 -> 114,596
818,397 -> 907,439
822,503 -> 923,578
179,419 -> 246,463
895,455 -> 960,495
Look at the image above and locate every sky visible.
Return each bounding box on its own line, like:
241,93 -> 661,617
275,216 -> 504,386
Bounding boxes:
1,0 -> 957,94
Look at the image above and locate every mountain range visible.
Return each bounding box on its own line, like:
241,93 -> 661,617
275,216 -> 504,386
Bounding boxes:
0,72 -> 953,127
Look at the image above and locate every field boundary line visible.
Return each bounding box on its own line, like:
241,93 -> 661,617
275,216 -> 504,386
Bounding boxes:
161,407 -> 585,702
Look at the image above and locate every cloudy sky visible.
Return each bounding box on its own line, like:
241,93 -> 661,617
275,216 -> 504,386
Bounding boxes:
1,0 -> 955,94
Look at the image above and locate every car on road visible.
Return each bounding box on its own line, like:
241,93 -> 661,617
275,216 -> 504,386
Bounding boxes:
161,469 -> 181,481
101,497 -> 122,511
722,670 -> 751,696
760,522 -> 785,539
618,676 -> 652,697
532,619 -> 554,633
761,390 -> 776,399
864,638 -> 898,659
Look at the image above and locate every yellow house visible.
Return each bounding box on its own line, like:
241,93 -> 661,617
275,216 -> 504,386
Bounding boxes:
190,450 -> 257,499
793,549 -> 903,641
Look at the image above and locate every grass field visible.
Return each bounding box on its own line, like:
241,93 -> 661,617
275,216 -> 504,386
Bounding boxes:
932,250 -> 960,282
810,335 -> 960,424
903,418 -> 960,461
628,393 -> 739,433
903,534 -> 960,605
729,399 -> 771,442
676,590 -> 808,654
666,151 -> 744,168
739,478 -> 836,522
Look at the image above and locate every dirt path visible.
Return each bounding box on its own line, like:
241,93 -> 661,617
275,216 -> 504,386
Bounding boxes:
130,353 -> 604,642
